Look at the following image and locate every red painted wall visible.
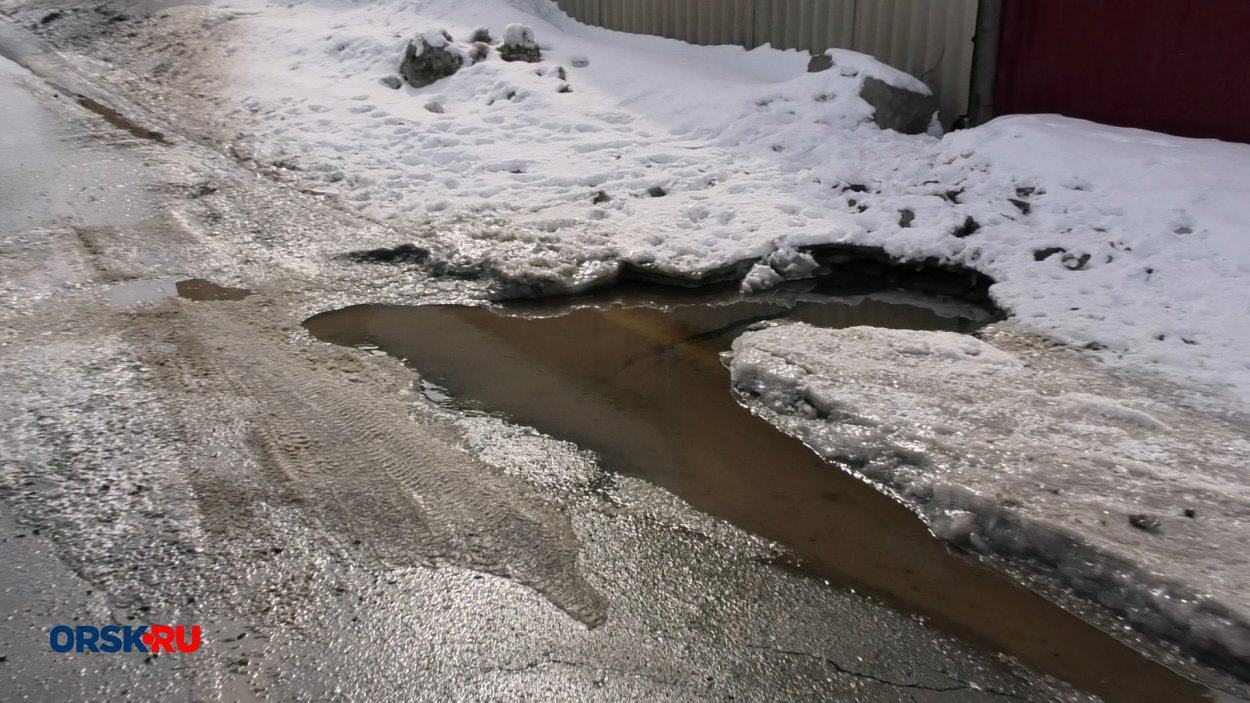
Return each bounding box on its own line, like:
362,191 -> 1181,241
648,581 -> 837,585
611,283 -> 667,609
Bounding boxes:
994,0 -> 1250,143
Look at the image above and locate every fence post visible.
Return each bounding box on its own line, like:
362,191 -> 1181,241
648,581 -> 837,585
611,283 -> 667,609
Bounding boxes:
967,0 -> 1000,125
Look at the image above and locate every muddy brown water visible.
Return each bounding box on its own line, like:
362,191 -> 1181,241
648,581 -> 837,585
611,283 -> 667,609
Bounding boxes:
75,94 -> 166,143
175,278 -> 250,301
304,291 -> 1213,703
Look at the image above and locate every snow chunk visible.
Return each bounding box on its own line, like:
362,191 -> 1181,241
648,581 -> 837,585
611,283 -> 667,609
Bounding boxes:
500,23 -> 540,62
503,23 -> 536,48
420,29 -> 450,49
739,263 -> 783,293
739,246 -> 821,292
813,48 -> 931,96
765,245 -> 820,279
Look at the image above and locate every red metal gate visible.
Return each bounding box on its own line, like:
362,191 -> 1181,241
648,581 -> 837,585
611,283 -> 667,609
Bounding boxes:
994,0 -> 1250,143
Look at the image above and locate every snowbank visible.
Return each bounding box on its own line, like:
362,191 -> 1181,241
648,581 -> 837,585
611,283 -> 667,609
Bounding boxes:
139,0 -> 1248,411
729,322 -> 1250,676
217,0 -> 897,279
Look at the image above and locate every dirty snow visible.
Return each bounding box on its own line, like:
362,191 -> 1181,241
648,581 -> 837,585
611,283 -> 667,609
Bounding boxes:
729,322 -> 1250,677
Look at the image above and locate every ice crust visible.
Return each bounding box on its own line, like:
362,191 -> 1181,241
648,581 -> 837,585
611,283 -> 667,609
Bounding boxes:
729,322 -> 1250,674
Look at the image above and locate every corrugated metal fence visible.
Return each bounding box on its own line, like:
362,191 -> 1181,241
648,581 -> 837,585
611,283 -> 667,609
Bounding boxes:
994,0 -> 1250,143
553,0 -> 978,124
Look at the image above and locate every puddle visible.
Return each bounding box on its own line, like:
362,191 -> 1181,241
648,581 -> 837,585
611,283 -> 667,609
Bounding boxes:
175,278 -> 250,301
106,277 -> 250,305
304,289 -> 1213,703
74,94 -> 166,143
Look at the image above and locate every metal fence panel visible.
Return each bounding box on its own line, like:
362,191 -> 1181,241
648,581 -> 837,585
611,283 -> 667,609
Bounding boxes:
552,0 -> 978,123
756,0 -> 857,53
995,0 -> 1250,142
556,0 -> 600,27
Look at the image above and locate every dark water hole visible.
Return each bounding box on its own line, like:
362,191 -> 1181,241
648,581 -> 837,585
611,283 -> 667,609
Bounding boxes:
304,285 -> 1214,703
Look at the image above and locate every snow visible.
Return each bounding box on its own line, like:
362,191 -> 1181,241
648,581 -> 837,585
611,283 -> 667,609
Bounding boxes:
739,262 -> 783,293
175,0 -> 1250,412
419,28 -> 448,50
502,22 -> 536,49
814,47 -> 931,95
729,322 -> 1250,671
926,117 -> 1250,412
214,0 -> 911,282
